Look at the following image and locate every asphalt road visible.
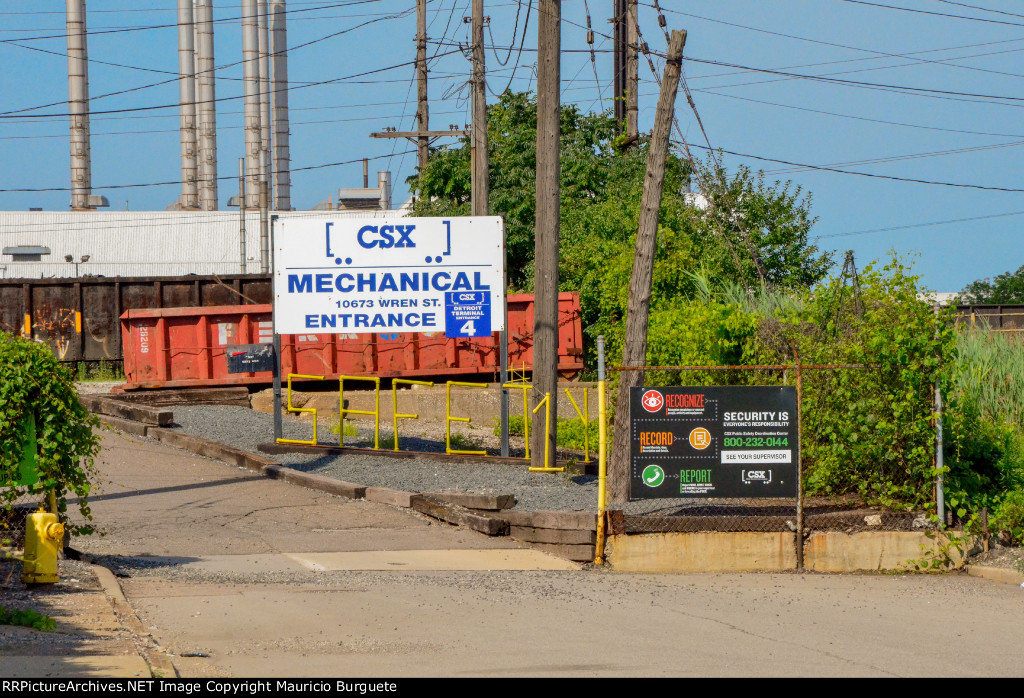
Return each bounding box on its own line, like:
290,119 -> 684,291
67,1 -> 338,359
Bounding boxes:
74,430 -> 1024,678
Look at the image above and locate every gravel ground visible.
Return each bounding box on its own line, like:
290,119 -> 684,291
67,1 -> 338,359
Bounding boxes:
166,405 -> 683,514
74,381 -> 122,395
968,544 -> 1024,572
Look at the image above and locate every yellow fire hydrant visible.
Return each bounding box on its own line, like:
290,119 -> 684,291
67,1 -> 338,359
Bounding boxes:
22,508 -> 64,585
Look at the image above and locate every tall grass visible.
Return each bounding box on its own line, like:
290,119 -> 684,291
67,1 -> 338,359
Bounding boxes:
684,269 -> 805,316
950,327 -> 1024,426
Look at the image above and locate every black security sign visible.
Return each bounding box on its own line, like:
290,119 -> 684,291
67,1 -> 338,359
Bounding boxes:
226,344 -> 276,374
629,386 -> 798,500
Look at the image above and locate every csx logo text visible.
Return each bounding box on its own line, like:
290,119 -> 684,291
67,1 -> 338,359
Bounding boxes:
357,224 -> 416,249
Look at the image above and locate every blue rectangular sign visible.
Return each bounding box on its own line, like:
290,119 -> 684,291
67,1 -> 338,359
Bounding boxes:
445,291 -> 491,338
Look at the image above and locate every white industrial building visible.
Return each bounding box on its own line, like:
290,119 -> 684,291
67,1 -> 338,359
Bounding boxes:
0,207 -> 409,280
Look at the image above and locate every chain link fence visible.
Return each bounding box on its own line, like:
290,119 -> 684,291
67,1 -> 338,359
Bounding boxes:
0,490 -> 48,552
613,363 -> 941,558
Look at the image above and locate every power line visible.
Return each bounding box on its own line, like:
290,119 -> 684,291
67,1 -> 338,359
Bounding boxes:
933,0 -> 1024,20
762,140 -> 1024,176
651,5 -> 1024,84
833,0 -> 1024,28
818,209 -> 1024,239
0,50 -> 462,121
681,55 -> 1024,108
0,9 -> 417,117
0,110 -> 466,141
683,141 -> 1024,193
0,0 -> 392,44
0,151 -> 416,194
692,88 -> 1024,139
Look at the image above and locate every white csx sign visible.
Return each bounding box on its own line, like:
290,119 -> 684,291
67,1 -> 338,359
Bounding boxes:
273,216 -> 505,335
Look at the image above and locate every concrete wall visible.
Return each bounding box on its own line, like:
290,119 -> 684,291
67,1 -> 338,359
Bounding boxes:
605,531 -> 965,574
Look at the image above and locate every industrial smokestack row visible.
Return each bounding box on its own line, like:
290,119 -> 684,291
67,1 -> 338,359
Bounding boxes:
270,1 -> 291,211
177,0 -> 199,209
241,0 -> 262,209
194,0 -> 219,210
66,0 -> 92,211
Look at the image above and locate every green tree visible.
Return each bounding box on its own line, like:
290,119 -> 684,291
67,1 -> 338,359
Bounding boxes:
1,331 -> 100,535
410,91 -> 832,369
409,91 -> 623,288
960,264 -> 1024,304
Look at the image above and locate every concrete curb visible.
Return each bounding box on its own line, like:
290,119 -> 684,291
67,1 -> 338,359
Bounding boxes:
76,553 -> 180,678
966,564 -> 1024,586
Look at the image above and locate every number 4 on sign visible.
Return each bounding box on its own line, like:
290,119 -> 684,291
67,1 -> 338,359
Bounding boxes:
460,320 -> 476,336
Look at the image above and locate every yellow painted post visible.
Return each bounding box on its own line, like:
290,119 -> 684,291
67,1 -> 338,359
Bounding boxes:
502,381 -> 532,459
446,381 -> 487,455
338,375 -> 381,449
529,392 -> 563,472
563,387 -> 592,463
392,379 -> 433,451
277,373 -> 325,445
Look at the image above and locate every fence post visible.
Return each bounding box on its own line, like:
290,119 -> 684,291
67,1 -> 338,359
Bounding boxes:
595,335 -> 608,564
933,302 -> 945,528
794,347 -> 804,571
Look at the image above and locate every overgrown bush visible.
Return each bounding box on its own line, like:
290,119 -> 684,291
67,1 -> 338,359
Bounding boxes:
789,259 -> 953,508
0,332 -> 100,535
991,489 -> 1024,544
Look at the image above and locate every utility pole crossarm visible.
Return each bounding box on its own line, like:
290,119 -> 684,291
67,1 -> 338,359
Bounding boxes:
370,130 -> 469,139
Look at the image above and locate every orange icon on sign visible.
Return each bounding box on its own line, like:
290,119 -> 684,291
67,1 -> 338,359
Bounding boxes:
689,427 -> 711,450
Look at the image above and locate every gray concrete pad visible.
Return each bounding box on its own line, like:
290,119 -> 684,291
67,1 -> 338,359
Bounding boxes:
70,431 -> 1024,678
283,549 -> 578,571
76,431 -> 523,559
121,572 -> 1024,677
0,655 -> 151,678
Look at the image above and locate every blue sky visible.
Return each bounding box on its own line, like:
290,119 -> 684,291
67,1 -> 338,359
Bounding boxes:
2,0 -> 1024,292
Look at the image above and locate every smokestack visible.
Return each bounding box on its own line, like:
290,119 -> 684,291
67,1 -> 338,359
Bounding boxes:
270,1 -> 291,211
257,0 -> 273,197
177,0 -> 199,209
194,0 -> 219,210
66,0 -> 92,211
241,0 -> 262,208
378,171 -> 392,211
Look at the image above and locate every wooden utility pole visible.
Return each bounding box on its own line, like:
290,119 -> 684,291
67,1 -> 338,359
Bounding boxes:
626,0 -> 639,141
416,0 -> 429,173
609,29 -> 686,504
471,0 -> 489,216
612,0 -> 625,126
532,0 -> 561,469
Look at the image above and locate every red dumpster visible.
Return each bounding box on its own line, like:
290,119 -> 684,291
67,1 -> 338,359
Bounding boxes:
119,292 -> 584,390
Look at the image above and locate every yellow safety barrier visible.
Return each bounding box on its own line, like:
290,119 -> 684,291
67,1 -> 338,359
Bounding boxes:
529,392 -> 563,472
446,381 -> 487,455
563,387 -> 591,463
501,381 -> 532,460
339,375 -> 381,449
392,379 -> 434,451
277,373 -> 325,446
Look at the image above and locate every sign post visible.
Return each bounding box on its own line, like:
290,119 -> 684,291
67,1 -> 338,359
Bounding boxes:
629,386 -> 799,500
